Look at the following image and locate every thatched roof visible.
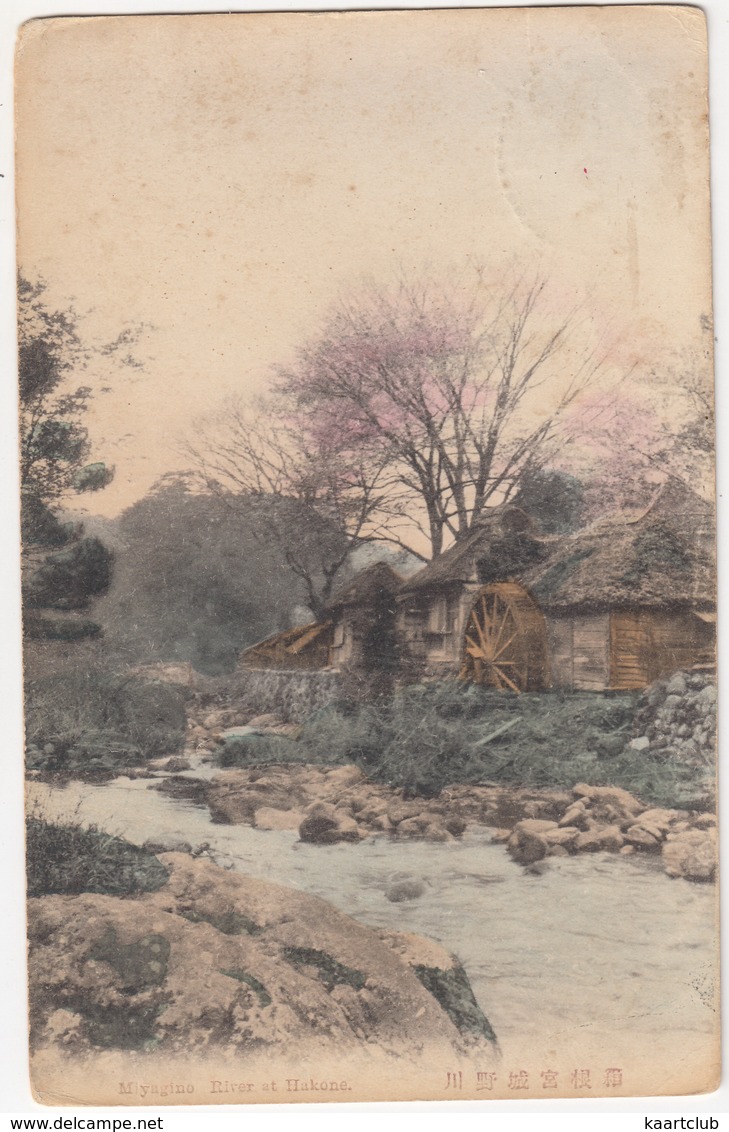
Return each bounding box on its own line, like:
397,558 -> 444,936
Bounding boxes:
239,620 -> 332,667
398,504 -> 539,595
396,484 -> 713,610
324,561 -> 404,612
521,482 -> 714,610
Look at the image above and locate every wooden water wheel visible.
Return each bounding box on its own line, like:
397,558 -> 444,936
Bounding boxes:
459,582 -> 549,692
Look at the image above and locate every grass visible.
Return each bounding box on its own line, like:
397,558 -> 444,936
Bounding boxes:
26,815 -> 170,898
181,908 -> 262,936
25,663 -> 187,779
214,681 -> 714,809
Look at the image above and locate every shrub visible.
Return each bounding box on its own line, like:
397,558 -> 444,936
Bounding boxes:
24,536 -> 113,611
216,733 -> 296,768
25,616 -> 103,641
25,663 -> 187,778
26,816 -> 169,898
211,681 -> 712,808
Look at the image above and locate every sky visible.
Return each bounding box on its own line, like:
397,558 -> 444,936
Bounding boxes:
14,6 -> 712,515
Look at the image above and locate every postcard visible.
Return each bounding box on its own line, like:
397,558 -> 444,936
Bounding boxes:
15,6 -> 718,1105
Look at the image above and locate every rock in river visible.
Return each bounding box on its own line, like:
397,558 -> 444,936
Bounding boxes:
27,853 -> 496,1062
299,802 -> 363,844
662,828 -> 717,882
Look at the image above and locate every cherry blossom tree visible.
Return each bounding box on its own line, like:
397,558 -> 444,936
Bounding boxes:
557,322 -> 714,523
276,271 -> 604,556
185,269 -> 613,603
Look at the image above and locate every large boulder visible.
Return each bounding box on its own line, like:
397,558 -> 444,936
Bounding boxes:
379,931 -> 496,1044
507,819 -> 557,865
299,802 -> 362,844
254,806 -> 304,832
572,785 -> 643,827
320,765 -> 367,791
489,790 -> 571,828
543,826 -> 580,851
623,825 -> 662,852
395,814 -> 434,838
387,800 -> 426,826
558,801 -> 589,829
636,807 -> 688,833
151,776 -> 209,806
205,765 -> 375,832
573,825 -> 624,853
28,854 -> 495,1066
385,874 -> 426,902
662,828 -> 717,882
207,769 -> 303,824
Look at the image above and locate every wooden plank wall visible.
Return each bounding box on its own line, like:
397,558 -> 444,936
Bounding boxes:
648,611 -> 715,674
546,614 -> 610,690
609,610 -> 653,689
610,610 -> 715,688
573,614 -> 610,690
546,618 -> 573,688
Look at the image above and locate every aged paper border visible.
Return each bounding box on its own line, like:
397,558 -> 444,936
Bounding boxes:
1,0 -> 727,1123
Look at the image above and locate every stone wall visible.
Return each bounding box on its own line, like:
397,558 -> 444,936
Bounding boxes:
629,669 -> 716,768
235,668 -> 343,722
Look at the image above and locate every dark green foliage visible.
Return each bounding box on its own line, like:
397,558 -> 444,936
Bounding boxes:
216,733 -> 296,768
21,496 -> 73,548
19,276 -> 118,640
620,522 -> 690,587
355,582 -> 400,672
26,818 -> 169,897
476,529 -> 544,585
530,547 -> 595,603
18,275 -> 122,507
25,536 -> 113,610
282,947 -> 367,992
26,733 -> 140,778
213,681 -> 712,808
413,962 -> 496,1043
72,462 -> 114,494
24,616 -> 102,641
22,498 -> 113,641
98,483 -> 312,674
512,464 -> 586,535
219,969 -> 272,1006
153,777 -> 210,805
25,665 -> 187,777
295,683 -> 634,798
182,909 -> 261,936
577,745 -> 714,811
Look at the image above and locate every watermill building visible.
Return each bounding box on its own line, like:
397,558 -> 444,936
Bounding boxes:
240,482 -> 715,693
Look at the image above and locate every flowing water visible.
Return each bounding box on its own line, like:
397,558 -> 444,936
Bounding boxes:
27,765 -> 719,1068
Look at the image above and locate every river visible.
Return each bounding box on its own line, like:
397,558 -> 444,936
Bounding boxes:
27,766 -> 719,1075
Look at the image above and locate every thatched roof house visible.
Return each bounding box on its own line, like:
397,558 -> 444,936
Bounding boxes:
398,504 -> 542,596
394,483 -> 714,691
240,483 -> 714,693
239,562 -> 403,674
239,620 -> 333,671
324,561 -> 402,673
518,481 -> 715,689
523,481 -> 714,611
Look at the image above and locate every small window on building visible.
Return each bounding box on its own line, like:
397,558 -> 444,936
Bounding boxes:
427,595 -> 448,633
333,621 -> 345,647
